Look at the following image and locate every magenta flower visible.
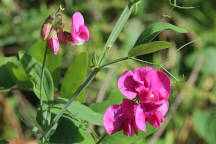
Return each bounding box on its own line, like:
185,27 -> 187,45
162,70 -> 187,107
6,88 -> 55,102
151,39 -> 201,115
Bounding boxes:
71,12 -> 90,46
103,67 -> 171,136
118,67 -> 171,108
48,30 -> 59,55
103,99 -> 146,136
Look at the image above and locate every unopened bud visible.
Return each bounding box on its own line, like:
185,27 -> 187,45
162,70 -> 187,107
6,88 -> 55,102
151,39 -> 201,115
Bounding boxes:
57,30 -> 67,45
48,30 -> 59,55
41,23 -> 52,40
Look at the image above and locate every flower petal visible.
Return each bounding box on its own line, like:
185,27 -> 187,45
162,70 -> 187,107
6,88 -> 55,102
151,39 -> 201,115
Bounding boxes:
72,12 -> 84,34
134,67 -> 171,102
147,112 -> 163,128
118,71 -> 138,99
135,104 -> 146,132
103,105 -> 123,135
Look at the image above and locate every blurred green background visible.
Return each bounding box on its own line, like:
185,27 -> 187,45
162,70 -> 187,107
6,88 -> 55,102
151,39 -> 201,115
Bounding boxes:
0,0 -> 216,143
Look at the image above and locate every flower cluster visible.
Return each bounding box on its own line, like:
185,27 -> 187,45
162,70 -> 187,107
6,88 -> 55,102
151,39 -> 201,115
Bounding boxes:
103,67 -> 171,136
41,12 -> 89,54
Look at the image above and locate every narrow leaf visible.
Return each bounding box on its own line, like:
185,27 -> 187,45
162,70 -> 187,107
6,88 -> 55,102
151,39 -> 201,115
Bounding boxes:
135,22 -> 187,46
61,52 -> 88,102
128,41 -> 171,57
18,51 -> 54,102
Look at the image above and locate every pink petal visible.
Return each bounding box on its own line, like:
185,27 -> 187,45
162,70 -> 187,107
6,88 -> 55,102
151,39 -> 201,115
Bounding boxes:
57,30 -> 67,45
123,119 -> 133,136
42,23 -> 52,40
135,104 -> 146,132
121,99 -> 137,119
78,25 -> 90,42
72,12 -> 84,34
156,101 -> 169,116
147,112 -> 163,128
133,67 -> 171,102
48,37 -> 59,55
118,71 -> 138,99
103,105 -> 123,135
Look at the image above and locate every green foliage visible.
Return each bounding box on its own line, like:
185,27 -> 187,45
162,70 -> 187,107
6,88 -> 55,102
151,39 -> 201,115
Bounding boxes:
185,48 -> 216,75
52,98 -> 103,126
128,41 -> 171,57
193,110 -> 216,144
100,123 -> 156,144
27,40 -> 61,90
61,52 -> 88,102
90,89 -> 125,114
135,22 -> 187,46
47,114 -> 95,144
18,51 -> 54,102
0,57 -> 16,92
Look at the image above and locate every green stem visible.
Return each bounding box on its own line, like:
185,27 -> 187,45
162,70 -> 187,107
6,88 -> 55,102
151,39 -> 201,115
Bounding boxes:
99,57 -> 129,69
40,46 -> 48,110
42,56 -> 129,139
96,133 -> 107,144
43,68 -> 100,138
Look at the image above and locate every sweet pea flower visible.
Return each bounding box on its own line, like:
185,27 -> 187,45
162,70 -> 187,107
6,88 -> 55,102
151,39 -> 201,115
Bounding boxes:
71,12 -> 89,46
103,99 -> 146,136
118,67 -> 171,108
48,29 -> 59,55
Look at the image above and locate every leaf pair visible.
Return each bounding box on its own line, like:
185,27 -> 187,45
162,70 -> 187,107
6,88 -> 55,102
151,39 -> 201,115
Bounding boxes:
128,22 -> 187,57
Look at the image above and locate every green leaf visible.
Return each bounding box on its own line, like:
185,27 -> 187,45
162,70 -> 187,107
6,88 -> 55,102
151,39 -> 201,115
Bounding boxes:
193,110 -> 216,144
18,51 -> 54,102
90,89 -> 125,114
27,40 -> 61,90
135,22 -> 187,46
0,57 -> 16,92
101,123 -> 156,144
105,4 -> 135,48
52,98 -> 103,126
98,2 -> 136,64
49,115 -> 95,144
128,41 -> 171,57
6,59 -> 33,91
61,52 -> 88,102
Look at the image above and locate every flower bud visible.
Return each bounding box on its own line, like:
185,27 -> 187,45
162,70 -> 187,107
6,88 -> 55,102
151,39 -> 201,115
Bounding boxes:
48,29 -> 59,55
41,23 -> 52,40
57,29 -> 67,45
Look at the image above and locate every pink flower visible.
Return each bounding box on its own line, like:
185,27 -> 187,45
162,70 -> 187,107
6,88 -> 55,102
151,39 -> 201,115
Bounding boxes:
57,30 -> 67,45
103,99 -> 146,136
71,12 -> 89,46
48,30 -> 59,55
138,101 -> 169,128
103,67 -> 171,136
41,23 -> 52,40
118,67 -> 171,108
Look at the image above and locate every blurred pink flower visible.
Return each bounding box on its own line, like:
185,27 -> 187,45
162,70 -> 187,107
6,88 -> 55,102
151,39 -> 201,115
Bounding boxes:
41,23 -> 52,40
118,67 -> 171,108
71,12 -> 89,46
57,30 -> 67,45
48,30 -> 59,55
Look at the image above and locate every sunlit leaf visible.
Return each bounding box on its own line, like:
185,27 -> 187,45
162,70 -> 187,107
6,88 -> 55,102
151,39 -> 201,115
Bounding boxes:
18,51 -> 54,102
128,41 -> 171,57
135,22 -> 187,46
